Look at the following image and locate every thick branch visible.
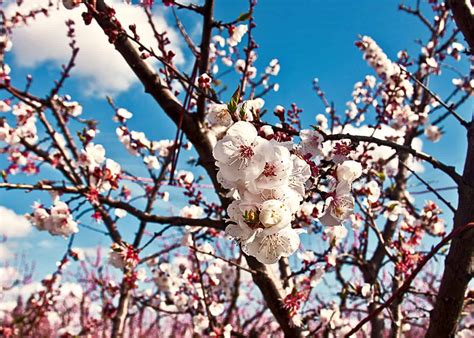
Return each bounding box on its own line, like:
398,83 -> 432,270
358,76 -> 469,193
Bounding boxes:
93,0 -> 228,204
0,182 -> 224,230
426,124 -> 474,337
246,255 -> 303,338
448,0 -> 474,52
196,0 -> 214,121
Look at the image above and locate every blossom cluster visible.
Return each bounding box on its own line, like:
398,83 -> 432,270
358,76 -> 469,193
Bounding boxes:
212,120 -> 310,264
108,242 -> 140,270
356,36 -> 427,130
27,200 -> 79,237
211,116 -> 362,264
79,143 -> 121,193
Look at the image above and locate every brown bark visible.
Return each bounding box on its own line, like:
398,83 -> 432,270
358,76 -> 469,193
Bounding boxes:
448,0 -> 474,52
426,123 -> 474,337
389,276 -> 403,338
111,283 -> 131,338
246,255 -> 303,338
196,0 -> 214,121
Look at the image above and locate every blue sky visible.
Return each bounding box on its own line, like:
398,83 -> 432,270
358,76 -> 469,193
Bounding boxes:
0,0 -> 471,279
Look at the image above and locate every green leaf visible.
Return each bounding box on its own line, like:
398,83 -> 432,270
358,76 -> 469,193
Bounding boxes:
236,11 -> 251,23
227,85 -> 241,113
239,104 -> 247,120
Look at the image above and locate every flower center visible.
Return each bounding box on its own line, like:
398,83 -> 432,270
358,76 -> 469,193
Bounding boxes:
263,162 -> 277,177
260,208 -> 283,228
239,145 -> 254,159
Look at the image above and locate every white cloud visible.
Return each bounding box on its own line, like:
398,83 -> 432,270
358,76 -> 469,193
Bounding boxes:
0,244 -> 13,260
7,0 -> 184,96
0,206 -> 31,238
0,267 -> 20,288
37,239 -> 58,249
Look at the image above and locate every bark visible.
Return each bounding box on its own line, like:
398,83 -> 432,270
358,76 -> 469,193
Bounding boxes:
367,303 -> 385,338
389,276 -> 403,338
111,283 -> 131,338
246,255 -> 303,338
426,123 -> 474,337
448,0 -> 474,51
196,0 -> 214,121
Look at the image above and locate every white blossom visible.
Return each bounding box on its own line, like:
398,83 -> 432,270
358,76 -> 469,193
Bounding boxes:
143,155 -> 161,170
62,0 -> 81,10
242,227 -> 302,264
213,121 -> 269,182
425,125 -> 442,142
207,103 -> 233,127
180,205 -> 204,219
227,25 -> 248,47
299,129 -> 324,158
116,108 -> 133,120
324,225 -> 348,246
28,200 -> 78,237
336,160 -> 362,184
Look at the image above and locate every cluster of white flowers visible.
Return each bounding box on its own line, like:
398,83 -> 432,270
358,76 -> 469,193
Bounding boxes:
398,200 -> 445,237
358,36 -> 411,90
115,110 -> 181,171
344,75 -> 377,124
227,24 -> 248,47
116,127 -> 152,156
357,36 -> 430,130
319,161 -> 362,227
452,77 -> 474,95
28,200 -> 78,237
51,95 -> 83,117
213,121 -> 311,264
332,124 -> 424,177
0,102 -> 38,146
318,303 -> 353,335
150,254 -> 235,336
235,55 -> 257,80
208,99 -> 365,263
108,242 -> 140,270
79,143 -> 121,192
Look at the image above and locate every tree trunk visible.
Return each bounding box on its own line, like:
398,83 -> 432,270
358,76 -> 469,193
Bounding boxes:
448,0 -> 474,52
368,302 -> 385,338
389,276 -> 403,338
111,283 -> 131,338
426,123 -> 474,337
246,255 -> 303,338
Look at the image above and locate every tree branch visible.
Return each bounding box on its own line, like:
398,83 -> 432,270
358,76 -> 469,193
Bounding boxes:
346,222 -> 474,337
321,132 -> 463,185
448,0 -> 474,52
426,124 -> 474,337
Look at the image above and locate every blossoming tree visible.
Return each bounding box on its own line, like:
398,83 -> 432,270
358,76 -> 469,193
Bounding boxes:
0,0 -> 473,337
